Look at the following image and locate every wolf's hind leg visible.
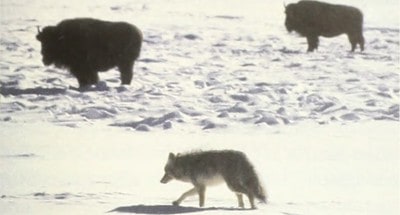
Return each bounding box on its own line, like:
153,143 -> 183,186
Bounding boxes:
226,179 -> 251,208
236,193 -> 244,208
173,187 -> 197,206
247,193 -> 256,209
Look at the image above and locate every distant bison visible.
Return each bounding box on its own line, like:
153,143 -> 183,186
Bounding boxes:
36,18 -> 142,88
285,0 -> 364,52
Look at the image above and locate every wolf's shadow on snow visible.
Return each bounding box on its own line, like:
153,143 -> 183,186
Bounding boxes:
108,204 -> 252,214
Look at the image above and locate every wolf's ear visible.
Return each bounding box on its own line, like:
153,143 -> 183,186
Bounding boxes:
168,152 -> 175,160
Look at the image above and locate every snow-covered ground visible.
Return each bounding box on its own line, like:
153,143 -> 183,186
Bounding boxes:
1,122 -> 399,215
1,0 -> 399,214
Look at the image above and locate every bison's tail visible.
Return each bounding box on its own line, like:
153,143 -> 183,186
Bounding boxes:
132,25 -> 143,60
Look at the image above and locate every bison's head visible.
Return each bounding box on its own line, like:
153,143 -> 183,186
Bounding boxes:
36,26 -> 62,66
284,3 -> 298,32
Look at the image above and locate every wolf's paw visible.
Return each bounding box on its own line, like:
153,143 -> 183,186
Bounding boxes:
172,201 -> 180,206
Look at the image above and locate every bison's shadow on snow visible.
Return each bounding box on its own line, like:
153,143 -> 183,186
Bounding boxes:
0,86 -> 67,96
108,204 -> 251,214
0,85 -> 109,96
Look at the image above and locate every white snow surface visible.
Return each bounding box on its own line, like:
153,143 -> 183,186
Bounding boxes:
0,0 -> 399,214
1,122 -> 399,215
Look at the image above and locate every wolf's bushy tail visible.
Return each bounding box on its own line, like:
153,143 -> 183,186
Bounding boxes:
255,183 -> 267,203
243,156 -> 267,203
250,171 -> 267,203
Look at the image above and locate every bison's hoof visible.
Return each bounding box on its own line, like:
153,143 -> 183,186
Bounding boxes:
172,201 -> 180,206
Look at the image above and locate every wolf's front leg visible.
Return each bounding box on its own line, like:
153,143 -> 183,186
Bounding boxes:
173,187 -> 197,206
196,185 -> 206,207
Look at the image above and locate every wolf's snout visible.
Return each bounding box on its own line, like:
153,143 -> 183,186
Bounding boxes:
160,173 -> 172,184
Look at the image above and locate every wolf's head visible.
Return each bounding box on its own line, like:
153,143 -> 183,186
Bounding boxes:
160,152 -> 179,184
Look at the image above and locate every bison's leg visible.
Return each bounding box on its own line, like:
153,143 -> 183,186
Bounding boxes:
306,35 -> 319,52
348,32 -> 365,52
88,71 -> 99,85
71,69 -> 90,88
77,77 -> 90,88
118,61 -> 134,85
358,34 -> 365,51
74,70 -> 98,88
348,34 -> 358,52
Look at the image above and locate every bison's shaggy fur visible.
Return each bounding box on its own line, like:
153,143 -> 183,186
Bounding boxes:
36,18 -> 142,88
285,0 -> 364,52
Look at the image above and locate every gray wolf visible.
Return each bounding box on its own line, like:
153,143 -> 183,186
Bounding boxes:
285,0 -> 364,52
160,150 -> 266,209
36,18 -> 142,88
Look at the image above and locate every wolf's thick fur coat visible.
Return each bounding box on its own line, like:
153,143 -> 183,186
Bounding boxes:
161,150 -> 266,209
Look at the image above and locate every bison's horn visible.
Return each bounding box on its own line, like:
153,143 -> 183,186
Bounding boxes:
283,2 -> 287,9
36,26 -> 41,34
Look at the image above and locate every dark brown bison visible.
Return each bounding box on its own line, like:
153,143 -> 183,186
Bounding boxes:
36,18 -> 142,88
285,0 -> 364,52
